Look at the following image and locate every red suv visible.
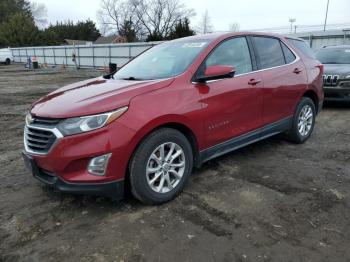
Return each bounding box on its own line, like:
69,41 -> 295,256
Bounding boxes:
23,32 -> 324,204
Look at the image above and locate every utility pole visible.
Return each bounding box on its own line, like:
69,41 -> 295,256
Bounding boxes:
323,0 -> 330,31
289,18 -> 296,33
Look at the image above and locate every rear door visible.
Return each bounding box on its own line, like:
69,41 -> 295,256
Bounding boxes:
251,36 -> 308,125
194,36 -> 264,148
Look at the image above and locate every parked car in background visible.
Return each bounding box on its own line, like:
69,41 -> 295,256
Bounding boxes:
315,45 -> 350,102
0,48 -> 13,65
23,32 -> 324,204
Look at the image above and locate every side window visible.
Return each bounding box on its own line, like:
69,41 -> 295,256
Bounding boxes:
253,37 -> 285,69
281,42 -> 296,64
205,37 -> 252,75
287,39 -> 316,59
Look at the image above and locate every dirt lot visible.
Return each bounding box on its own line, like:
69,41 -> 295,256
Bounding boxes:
0,64 -> 349,262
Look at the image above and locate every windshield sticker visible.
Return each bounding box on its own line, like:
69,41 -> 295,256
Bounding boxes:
182,42 -> 207,48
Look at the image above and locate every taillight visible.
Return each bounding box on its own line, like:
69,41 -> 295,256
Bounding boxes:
317,64 -> 324,74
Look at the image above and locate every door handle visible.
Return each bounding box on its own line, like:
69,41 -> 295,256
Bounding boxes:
293,68 -> 302,74
248,79 -> 261,85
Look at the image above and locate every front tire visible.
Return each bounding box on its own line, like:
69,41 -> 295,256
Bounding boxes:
285,97 -> 316,144
129,128 -> 193,205
5,58 -> 11,65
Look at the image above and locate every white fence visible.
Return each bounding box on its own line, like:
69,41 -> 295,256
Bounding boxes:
292,29 -> 350,49
10,42 -> 160,68
10,29 -> 350,67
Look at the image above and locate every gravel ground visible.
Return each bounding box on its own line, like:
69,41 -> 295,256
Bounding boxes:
0,64 -> 349,262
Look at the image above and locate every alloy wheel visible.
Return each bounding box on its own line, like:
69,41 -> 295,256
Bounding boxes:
298,105 -> 313,137
146,142 -> 186,193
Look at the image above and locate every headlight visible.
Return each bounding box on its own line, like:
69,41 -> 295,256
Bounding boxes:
57,106 -> 128,136
25,113 -> 34,125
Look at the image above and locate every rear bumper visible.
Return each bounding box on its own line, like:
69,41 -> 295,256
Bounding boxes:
23,152 -> 124,200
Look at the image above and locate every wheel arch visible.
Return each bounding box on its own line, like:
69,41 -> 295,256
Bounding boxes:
130,119 -> 200,167
157,122 -> 200,167
302,90 -> 319,112
123,118 -> 201,195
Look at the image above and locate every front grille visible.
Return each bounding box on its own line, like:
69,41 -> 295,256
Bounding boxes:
323,74 -> 339,86
32,116 -> 61,127
24,126 -> 57,154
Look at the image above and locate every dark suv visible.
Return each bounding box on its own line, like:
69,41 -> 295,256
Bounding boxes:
315,45 -> 350,102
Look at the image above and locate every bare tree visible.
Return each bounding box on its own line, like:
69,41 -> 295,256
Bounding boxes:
97,0 -> 144,40
30,2 -> 48,29
196,10 -> 213,34
98,0 -> 194,41
228,22 -> 240,32
130,0 -> 195,40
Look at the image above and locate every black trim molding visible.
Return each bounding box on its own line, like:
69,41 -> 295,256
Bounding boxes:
22,152 -> 124,200
199,117 -> 293,163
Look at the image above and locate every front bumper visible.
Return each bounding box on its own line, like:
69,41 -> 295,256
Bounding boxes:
22,118 -> 138,200
324,87 -> 350,102
23,152 -> 124,199
23,119 -> 137,183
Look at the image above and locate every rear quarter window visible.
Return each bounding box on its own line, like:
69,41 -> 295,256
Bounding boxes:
281,42 -> 296,64
287,39 -> 315,59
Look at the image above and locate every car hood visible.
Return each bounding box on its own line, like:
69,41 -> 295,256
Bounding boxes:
323,64 -> 350,78
30,76 -> 174,118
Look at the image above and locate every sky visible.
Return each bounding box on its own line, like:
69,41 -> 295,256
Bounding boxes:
31,0 -> 350,32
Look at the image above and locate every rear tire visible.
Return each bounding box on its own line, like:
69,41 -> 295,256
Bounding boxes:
129,128 -> 193,205
5,58 -> 10,65
285,97 -> 316,144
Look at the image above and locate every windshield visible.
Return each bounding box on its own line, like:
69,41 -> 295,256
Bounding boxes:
315,48 -> 350,64
114,40 -> 209,80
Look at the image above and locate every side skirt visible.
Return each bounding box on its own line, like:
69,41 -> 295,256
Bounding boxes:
199,117 -> 293,164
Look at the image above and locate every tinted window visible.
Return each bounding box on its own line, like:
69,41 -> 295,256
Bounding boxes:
288,39 -> 315,59
315,48 -> 350,64
281,42 -> 296,63
253,37 -> 285,69
205,37 -> 252,75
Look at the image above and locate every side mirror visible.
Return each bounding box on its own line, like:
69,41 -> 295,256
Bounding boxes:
196,65 -> 235,82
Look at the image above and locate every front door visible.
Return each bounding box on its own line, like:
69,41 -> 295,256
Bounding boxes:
194,37 -> 264,149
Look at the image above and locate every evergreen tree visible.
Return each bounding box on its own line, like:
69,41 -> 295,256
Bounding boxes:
146,32 -> 164,42
44,20 -> 101,44
0,0 -> 32,24
168,18 -> 195,40
119,20 -> 137,42
0,13 -> 40,47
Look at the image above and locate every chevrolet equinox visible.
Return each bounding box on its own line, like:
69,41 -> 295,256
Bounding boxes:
23,32 -> 324,204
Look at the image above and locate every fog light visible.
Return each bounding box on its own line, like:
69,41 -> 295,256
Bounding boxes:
87,153 -> 112,176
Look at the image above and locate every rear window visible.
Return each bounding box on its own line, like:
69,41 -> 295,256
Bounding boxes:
253,37 -> 285,69
287,39 -> 315,59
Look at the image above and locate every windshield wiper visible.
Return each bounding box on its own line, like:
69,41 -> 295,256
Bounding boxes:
121,76 -> 144,81
103,71 -> 115,79
322,62 -> 340,64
